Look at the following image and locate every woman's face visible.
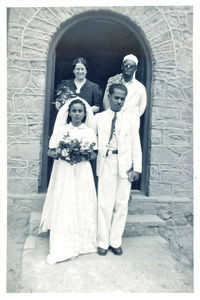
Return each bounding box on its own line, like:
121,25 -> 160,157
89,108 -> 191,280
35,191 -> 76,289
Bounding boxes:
69,103 -> 85,126
73,63 -> 87,80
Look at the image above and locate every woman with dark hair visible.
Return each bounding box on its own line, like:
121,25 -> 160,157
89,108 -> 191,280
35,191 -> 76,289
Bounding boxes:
55,57 -> 102,113
39,98 -> 97,264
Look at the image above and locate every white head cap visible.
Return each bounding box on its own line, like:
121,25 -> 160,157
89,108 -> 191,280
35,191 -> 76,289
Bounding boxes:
123,54 -> 138,66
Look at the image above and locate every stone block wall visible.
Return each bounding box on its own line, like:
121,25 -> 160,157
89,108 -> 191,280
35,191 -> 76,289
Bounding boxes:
7,6 -> 193,197
7,56 -> 46,193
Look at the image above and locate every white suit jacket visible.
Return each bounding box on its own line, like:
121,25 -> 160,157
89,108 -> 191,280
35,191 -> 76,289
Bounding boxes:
95,109 -> 142,178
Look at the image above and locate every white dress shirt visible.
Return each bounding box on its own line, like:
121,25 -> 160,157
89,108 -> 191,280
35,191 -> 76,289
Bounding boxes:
107,109 -> 122,151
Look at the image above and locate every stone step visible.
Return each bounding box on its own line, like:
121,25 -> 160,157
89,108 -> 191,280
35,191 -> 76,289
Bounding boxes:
29,211 -> 165,237
29,211 -> 49,237
128,201 -> 158,215
20,235 -> 192,293
8,191 -> 192,217
124,214 -> 165,237
129,191 -> 192,216
127,214 -> 166,225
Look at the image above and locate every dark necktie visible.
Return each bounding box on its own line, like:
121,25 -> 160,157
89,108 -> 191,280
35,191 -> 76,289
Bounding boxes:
108,112 -> 117,143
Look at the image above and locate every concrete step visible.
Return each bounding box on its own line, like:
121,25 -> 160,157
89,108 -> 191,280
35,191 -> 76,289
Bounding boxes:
29,211 -> 165,237
20,235 -> 192,292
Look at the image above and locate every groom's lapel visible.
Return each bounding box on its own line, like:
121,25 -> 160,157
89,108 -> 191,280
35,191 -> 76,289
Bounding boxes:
104,111 -> 112,143
119,114 -> 129,141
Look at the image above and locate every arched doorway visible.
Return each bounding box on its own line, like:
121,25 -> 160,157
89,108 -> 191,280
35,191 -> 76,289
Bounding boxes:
40,10 -> 152,194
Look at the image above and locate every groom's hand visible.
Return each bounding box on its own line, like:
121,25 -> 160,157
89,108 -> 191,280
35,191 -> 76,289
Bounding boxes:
131,171 -> 140,182
127,170 -> 140,182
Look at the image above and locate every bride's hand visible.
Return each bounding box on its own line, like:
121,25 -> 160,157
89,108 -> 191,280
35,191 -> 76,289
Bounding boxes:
47,147 -> 61,159
55,147 -> 61,157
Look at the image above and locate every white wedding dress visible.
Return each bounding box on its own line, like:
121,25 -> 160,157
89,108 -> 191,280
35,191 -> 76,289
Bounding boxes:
39,123 -> 97,264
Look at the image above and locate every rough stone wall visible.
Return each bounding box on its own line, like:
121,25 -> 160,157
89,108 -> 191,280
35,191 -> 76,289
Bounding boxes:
149,7 -> 193,197
127,193 -> 193,266
7,193 -> 45,292
7,6 -> 193,196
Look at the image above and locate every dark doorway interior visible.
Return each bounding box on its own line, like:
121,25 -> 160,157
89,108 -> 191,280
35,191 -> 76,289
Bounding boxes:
42,13 -> 150,193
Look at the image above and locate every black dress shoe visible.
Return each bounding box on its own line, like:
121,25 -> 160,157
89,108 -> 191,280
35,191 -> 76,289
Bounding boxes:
110,246 -> 123,255
97,247 -> 108,256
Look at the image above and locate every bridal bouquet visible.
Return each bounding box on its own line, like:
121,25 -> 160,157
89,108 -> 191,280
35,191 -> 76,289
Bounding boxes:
55,81 -> 76,108
58,133 -> 97,165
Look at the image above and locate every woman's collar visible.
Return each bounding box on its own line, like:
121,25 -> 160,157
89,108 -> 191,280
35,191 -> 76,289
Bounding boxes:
69,122 -> 86,129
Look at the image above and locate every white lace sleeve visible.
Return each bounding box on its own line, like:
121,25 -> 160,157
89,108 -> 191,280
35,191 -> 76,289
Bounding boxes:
49,125 -> 69,149
49,127 -> 62,149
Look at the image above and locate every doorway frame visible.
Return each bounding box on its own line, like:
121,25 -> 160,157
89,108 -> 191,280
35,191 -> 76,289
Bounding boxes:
39,10 -> 152,194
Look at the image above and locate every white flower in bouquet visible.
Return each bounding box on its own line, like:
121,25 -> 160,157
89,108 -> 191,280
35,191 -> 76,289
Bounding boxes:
80,141 -> 91,151
61,148 -> 70,159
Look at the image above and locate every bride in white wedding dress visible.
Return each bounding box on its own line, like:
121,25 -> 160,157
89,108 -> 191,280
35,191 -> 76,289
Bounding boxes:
38,98 -> 97,264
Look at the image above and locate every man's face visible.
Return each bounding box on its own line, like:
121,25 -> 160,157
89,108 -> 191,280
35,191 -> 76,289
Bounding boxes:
121,59 -> 137,78
109,88 -> 127,112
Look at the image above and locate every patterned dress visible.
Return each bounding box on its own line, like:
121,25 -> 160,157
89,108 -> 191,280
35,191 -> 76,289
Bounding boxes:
55,79 -> 102,110
39,123 -> 97,264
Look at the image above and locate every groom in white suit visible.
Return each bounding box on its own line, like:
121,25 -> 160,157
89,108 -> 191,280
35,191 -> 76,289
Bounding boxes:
95,83 -> 142,256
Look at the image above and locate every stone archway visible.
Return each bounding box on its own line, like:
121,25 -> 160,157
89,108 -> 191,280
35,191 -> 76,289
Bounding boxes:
37,7 -> 177,194
8,6 -> 185,196
39,9 -> 154,193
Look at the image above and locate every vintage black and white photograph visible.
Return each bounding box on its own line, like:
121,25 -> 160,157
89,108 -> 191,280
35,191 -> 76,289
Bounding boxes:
1,0 -> 200,296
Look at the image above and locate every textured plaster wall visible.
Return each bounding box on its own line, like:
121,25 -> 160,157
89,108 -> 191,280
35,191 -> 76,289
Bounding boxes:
7,6 -> 193,196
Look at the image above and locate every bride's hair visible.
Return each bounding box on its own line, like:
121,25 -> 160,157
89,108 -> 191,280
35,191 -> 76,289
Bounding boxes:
67,99 -> 87,123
